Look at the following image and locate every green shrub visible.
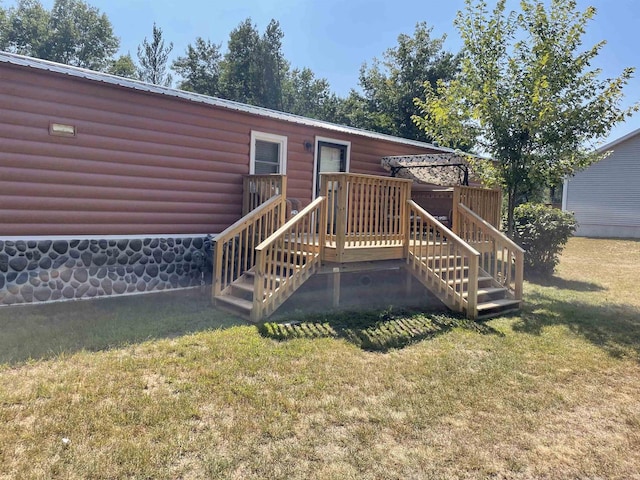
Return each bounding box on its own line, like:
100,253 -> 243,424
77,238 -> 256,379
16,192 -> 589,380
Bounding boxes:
513,203 -> 577,278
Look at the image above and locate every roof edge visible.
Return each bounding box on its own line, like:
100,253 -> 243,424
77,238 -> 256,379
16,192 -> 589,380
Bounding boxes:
596,127 -> 640,153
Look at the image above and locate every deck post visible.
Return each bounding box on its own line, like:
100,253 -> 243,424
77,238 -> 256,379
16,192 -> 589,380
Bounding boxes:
514,249 -> 524,301
403,184 -> 412,259
452,187 -> 461,235
212,238 -> 223,299
330,267 -> 341,307
335,175 -> 347,263
252,250 -> 266,321
466,255 -> 479,320
318,188 -> 327,261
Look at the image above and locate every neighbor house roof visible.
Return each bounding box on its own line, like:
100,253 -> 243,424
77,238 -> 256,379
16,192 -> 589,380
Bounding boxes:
0,51 -> 459,154
596,127 -> 640,153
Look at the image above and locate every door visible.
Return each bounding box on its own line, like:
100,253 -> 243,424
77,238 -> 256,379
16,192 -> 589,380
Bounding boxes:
315,140 -> 349,197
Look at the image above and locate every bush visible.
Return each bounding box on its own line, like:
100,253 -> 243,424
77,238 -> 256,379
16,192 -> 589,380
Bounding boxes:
513,203 -> 577,278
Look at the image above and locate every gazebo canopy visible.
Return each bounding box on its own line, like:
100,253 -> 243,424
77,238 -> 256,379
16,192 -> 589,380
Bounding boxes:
381,153 -> 472,187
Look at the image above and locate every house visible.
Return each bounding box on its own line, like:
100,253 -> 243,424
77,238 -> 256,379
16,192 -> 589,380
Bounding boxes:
563,128 -> 640,238
0,52 -> 522,320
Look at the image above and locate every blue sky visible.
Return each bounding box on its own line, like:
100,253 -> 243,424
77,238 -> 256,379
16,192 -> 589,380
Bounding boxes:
5,0 -> 640,142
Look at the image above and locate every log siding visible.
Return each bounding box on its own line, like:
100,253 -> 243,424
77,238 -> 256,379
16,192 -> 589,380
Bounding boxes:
1,53 -> 442,237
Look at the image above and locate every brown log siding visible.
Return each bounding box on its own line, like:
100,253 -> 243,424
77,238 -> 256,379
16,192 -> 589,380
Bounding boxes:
1,62 -> 438,236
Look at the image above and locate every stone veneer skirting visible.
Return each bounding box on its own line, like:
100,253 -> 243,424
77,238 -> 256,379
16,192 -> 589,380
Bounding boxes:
0,236 -> 211,306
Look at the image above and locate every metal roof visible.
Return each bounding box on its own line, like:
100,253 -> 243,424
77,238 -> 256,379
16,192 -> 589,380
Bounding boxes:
0,51 -> 459,154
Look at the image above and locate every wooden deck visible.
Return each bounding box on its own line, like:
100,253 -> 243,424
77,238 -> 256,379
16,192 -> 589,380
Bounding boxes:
213,173 -> 522,322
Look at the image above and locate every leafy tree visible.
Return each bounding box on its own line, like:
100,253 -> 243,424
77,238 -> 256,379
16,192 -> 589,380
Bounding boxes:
3,0 -> 119,71
0,5 -> 9,50
47,0 -> 119,70
349,22 -> 459,141
108,53 -> 137,79
281,67 -> 341,121
172,37 -> 222,96
414,0 -> 637,235
261,19 -> 286,110
219,18 -> 262,104
220,18 -> 288,110
4,0 -> 52,59
137,22 -> 173,86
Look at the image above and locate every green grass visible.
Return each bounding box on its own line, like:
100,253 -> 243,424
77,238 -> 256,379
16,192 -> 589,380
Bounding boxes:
0,288 -> 243,364
1,237 -> 639,479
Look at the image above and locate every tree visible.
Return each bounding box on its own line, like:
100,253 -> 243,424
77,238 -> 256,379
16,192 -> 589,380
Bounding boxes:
108,53 -> 137,79
0,5 -> 9,50
172,37 -> 222,96
414,0 -> 637,235
220,18 -> 288,109
261,19 -> 286,110
47,0 -> 119,70
4,0 -> 52,59
349,22 -> 459,141
4,0 -> 119,71
281,67 -> 341,121
137,23 -> 173,86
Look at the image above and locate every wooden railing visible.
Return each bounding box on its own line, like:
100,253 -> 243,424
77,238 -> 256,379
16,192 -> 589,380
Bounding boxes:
212,194 -> 286,297
455,204 -> 524,302
252,196 -> 326,321
453,185 -> 501,229
320,173 -> 412,258
242,174 -> 287,215
406,200 -> 481,318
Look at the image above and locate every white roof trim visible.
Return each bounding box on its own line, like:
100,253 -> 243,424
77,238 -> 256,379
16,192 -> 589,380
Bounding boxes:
0,51 -> 459,154
596,127 -> 640,153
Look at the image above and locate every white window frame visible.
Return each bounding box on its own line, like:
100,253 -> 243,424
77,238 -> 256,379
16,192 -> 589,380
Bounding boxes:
250,130 -> 288,175
313,136 -> 351,197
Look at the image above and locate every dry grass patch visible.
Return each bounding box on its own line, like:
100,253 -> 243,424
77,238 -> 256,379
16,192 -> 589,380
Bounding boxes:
1,237 -> 640,479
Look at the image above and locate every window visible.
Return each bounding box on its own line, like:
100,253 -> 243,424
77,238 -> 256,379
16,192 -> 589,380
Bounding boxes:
250,131 -> 287,174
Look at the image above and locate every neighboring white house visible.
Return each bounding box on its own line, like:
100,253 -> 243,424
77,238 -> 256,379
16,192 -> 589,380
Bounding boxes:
563,128 -> 640,238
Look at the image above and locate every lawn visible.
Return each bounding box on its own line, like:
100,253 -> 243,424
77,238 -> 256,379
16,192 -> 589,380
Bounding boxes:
1,238 -> 639,479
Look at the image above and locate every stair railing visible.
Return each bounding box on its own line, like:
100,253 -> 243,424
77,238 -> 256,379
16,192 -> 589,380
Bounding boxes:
455,203 -> 524,302
212,194 -> 286,298
407,200 -> 481,318
252,196 -> 326,321
242,174 -> 287,215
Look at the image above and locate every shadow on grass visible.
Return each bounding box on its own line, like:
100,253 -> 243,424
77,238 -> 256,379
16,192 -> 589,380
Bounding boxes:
0,289 -> 244,365
525,275 -> 606,292
258,308 -> 504,353
514,291 -> 640,360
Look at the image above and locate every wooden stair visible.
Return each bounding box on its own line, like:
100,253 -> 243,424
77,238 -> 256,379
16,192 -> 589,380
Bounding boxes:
214,253 -> 309,321
418,254 -> 521,320
214,270 -> 258,319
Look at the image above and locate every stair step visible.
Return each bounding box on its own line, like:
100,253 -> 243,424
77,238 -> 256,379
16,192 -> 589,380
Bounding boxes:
232,281 -> 254,294
476,298 -> 521,312
446,275 -> 492,285
215,295 -> 253,313
463,287 -> 507,298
